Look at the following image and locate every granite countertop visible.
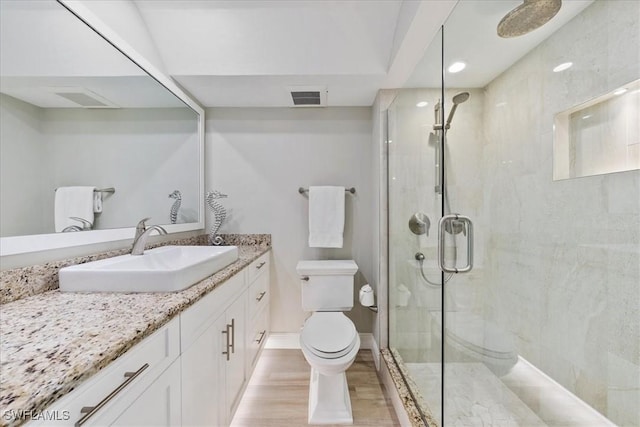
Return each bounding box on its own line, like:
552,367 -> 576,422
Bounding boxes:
0,244 -> 269,425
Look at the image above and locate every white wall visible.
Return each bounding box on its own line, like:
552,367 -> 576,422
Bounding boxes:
206,107 -> 374,333
0,104 -> 199,236
42,108 -> 199,231
0,94 -> 47,236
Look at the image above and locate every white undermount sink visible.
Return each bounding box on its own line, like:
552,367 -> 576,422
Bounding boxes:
59,245 -> 239,293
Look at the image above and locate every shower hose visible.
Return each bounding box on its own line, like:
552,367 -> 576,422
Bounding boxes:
416,252 -> 453,287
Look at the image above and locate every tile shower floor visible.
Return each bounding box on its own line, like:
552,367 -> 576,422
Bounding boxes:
406,359 -> 615,427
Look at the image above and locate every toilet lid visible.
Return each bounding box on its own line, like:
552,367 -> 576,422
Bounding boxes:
301,312 -> 357,357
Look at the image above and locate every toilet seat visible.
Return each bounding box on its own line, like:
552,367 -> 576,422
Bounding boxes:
301,312 -> 358,359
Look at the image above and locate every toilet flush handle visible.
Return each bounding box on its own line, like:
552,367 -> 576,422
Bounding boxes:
301,276 -> 310,281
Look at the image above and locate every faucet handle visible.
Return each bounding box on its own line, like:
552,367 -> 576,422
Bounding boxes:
136,217 -> 152,229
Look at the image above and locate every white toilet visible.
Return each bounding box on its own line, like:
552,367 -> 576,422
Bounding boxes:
296,260 -> 360,425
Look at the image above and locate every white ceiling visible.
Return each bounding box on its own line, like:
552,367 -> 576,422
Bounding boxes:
0,0 -> 186,109
134,0 -> 595,107
0,0 -> 598,109
407,0 -> 595,88
134,0 -> 444,107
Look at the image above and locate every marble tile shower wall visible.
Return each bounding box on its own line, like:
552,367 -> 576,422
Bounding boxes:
478,1 -> 639,424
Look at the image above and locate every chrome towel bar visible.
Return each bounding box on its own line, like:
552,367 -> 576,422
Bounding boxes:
54,187 -> 115,194
298,187 -> 356,194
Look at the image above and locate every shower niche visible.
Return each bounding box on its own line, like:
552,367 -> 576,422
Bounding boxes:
553,79 -> 640,180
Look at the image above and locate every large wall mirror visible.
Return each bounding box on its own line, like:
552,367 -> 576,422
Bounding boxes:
0,0 -> 204,257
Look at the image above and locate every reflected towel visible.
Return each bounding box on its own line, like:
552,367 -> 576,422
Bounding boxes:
308,186 -> 345,248
54,186 -> 95,232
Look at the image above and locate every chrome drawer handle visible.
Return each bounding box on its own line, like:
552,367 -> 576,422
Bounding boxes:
256,261 -> 266,269
255,330 -> 267,344
256,291 -> 267,302
230,318 -> 235,354
301,276 -> 309,281
75,363 -> 149,426
222,324 -> 230,361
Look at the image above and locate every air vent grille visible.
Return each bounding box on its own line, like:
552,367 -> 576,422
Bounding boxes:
49,87 -> 119,108
55,92 -> 108,107
291,91 -> 321,106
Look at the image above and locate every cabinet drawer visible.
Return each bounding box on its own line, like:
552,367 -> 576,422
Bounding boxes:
247,252 -> 269,284
31,317 -> 180,426
247,270 -> 269,321
247,307 -> 269,371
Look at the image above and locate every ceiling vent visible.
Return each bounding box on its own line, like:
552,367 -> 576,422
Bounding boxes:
288,86 -> 327,107
51,87 -> 119,108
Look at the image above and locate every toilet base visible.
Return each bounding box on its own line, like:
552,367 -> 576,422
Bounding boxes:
308,368 -> 353,425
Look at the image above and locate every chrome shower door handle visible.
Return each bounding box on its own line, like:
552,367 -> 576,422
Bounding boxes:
438,214 -> 473,273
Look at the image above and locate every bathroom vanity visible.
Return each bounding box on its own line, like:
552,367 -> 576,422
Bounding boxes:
0,242 -> 270,427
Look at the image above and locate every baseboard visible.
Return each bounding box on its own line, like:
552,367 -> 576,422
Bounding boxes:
265,333 -> 301,349
266,332 -> 375,350
371,335 -> 380,371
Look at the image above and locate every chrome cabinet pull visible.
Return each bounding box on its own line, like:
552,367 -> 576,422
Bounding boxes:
255,330 -> 267,344
75,363 -> 149,426
438,214 -> 474,273
230,318 -> 235,354
301,276 -> 310,282
222,324 -> 230,361
256,291 -> 267,302
256,261 -> 266,269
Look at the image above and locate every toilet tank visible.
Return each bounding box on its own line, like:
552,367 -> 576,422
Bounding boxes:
296,260 -> 358,311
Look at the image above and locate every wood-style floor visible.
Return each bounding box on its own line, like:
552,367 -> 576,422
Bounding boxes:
231,349 -> 400,427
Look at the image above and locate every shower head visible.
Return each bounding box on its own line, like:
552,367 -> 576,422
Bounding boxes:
445,92 -> 470,130
497,0 -> 562,38
452,92 -> 470,105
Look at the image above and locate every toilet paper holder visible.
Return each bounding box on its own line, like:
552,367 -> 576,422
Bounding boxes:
359,284 -> 378,313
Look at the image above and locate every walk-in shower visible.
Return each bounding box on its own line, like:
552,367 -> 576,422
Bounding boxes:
386,1 -> 639,426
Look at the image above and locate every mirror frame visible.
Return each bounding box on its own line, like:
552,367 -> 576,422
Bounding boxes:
0,0 -> 205,257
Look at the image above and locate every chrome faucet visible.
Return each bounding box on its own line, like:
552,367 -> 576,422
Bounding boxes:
131,217 -> 167,255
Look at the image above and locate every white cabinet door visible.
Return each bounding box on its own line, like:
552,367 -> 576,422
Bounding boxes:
181,314 -> 227,427
112,359 -> 181,427
224,294 -> 246,421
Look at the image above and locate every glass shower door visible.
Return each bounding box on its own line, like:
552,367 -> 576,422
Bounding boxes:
387,28 -> 446,426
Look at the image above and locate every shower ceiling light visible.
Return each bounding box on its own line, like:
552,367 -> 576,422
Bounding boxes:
613,88 -> 628,95
448,62 -> 466,73
553,62 -> 573,72
416,101 -> 428,107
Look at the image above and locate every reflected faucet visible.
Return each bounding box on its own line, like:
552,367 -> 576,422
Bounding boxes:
131,217 -> 167,255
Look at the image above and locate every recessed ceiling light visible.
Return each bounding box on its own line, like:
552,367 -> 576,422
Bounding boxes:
553,62 -> 573,72
416,101 -> 428,107
448,62 -> 466,73
613,88 -> 628,95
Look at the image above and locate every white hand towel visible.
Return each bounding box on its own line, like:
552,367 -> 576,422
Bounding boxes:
54,186 -> 95,232
308,186 -> 345,248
